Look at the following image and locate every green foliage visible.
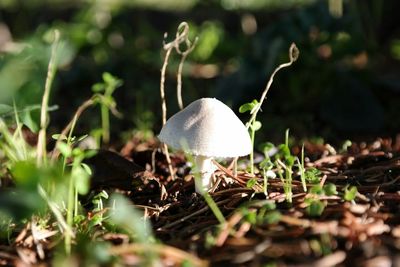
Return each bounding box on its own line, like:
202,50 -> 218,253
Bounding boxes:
239,99 -> 260,114
324,183 -> 338,196
305,199 -> 325,217
304,183 -> 337,217
91,72 -> 123,145
246,178 -> 257,188
304,167 -> 322,184
275,129 -> 295,203
190,21 -> 224,62
242,201 -> 281,225
107,194 -> 154,244
240,99 -> 262,174
344,186 -> 358,201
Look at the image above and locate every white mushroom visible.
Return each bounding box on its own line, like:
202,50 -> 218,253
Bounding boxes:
158,98 -> 252,194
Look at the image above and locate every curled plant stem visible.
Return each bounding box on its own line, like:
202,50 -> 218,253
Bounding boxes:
175,23 -> 198,110
246,43 -> 299,174
37,30 -> 60,166
247,43 -> 299,129
160,22 -> 197,178
160,46 -> 175,178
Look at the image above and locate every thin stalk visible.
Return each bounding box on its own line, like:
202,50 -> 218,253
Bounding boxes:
160,40 -> 175,179
250,127 -> 255,174
101,102 -> 110,144
194,172 -> 226,224
247,44 -> 299,129
176,55 -> 186,110
65,169 -> 75,255
74,187 -> 78,217
203,192 -> 226,224
37,30 -> 60,166
276,159 -> 293,203
299,144 -> 307,192
37,184 -> 74,237
245,44 -> 299,173
12,100 -> 27,160
263,169 -> 268,197
176,28 -> 198,110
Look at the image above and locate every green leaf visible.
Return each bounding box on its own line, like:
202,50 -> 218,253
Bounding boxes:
57,142 -> 72,157
304,167 -> 321,184
73,214 -> 86,225
20,109 -> 39,133
251,120 -> 262,131
80,163 -> 92,176
51,134 -> 67,141
344,186 -> 358,201
284,155 -> 295,167
309,184 -> 323,195
324,183 -> 338,196
239,103 -> 252,113
239,99 -> 259,114
265,211 -> 281,224
73,166 -> 90,195
246,178 -> 257,188
278,144 -> 291,158
108,194 -> 153,243
243,210 -> 257,225
11,161 -> 40,189
77,134 -> 89,142
92,83 -> 105,93
102,72 -> 115,84
306,199 -> 325,217
259,142 -> 275,156
0,104 -> 13,116
259,159 -> 273,170
262,201 -> 276,211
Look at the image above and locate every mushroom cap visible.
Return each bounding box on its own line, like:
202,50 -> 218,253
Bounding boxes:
158,98 -> 252,158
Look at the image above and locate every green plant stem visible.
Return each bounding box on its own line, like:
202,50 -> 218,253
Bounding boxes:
300,144 -> 307,192
245,44 -> 299,173
203,192 -> 226,224
74,187 -> 79,217
250,127 -> 255,175
263,169 -> 268,197
13,100 -> 27,160
37,30 -> 60,166
285,168 -> 292,203
65,170 -> 74,255
101,103 -> 110,144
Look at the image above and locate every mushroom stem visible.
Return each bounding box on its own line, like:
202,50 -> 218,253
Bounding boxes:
194,155 -> 216,194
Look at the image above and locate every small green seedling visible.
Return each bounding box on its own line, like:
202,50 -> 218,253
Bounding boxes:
344,186 -> 358,201
304,167 -> 322,184
242,201 -> 281,225
275,129 -> 295,203
92,72 -> 123,145
239,99 -> 262,175
240,44 -> 299,175
304,183 -> 338,217
57,142 -> 95,254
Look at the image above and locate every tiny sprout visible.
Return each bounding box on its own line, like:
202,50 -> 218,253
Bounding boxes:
304,167 -> 322,184
246,178 -> 257,188
323,183 -> 338,196
239,99 -> 260,114
344,186 -> 358,201
305,199 -> 325,217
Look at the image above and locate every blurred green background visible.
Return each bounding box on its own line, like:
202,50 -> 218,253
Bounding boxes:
0,0 -> 399,145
